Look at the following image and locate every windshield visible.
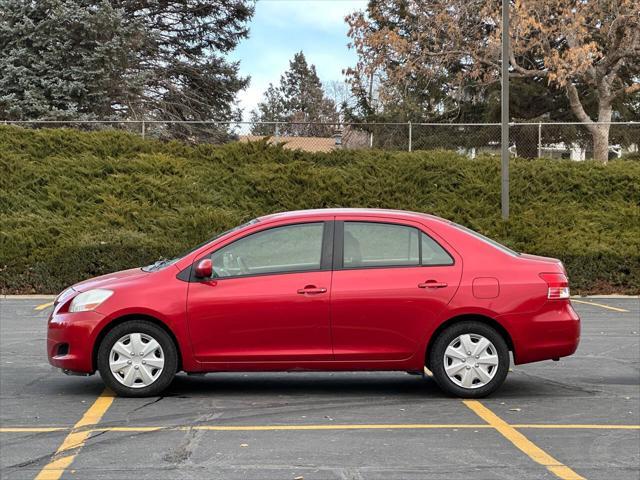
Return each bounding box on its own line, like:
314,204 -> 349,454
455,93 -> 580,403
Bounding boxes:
451,222 -> 520,256
141,218 -> 260,272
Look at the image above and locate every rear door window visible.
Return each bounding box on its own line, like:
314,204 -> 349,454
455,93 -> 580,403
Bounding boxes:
343,222 -> 419,268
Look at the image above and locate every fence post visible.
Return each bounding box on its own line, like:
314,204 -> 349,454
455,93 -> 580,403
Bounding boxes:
275,122 -> 279,142
408,121 -> 412,152
369,130 -> 373,149
141,121 -> 145,139
537,122 -> 542,158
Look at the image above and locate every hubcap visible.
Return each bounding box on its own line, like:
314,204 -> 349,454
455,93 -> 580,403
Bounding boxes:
443,334 -> 499,389
109,333 -> 164,388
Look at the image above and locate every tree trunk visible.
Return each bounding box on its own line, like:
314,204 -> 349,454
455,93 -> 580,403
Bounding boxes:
592,124 -> 611,163
592,102 -> 612,163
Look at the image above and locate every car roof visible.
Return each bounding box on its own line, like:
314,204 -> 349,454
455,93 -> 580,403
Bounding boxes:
258,208 -> 449,225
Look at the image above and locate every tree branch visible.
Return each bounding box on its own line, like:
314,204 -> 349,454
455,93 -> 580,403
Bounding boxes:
609,82 -> 640,102
566,84 -> 596,134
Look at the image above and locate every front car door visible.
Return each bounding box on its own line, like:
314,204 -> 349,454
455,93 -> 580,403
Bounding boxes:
330,217 -> 462,361
186,220 -> 334,364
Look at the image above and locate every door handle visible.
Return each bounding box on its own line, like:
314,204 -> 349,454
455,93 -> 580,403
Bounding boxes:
297,285 -> 327,295
418,280 -> 448,289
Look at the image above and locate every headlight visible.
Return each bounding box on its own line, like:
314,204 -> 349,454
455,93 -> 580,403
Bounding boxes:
69,289 -> 113,313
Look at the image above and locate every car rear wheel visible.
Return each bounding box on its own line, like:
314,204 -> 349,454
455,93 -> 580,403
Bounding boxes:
429,321 -> 509,398
97,320 -> 177,397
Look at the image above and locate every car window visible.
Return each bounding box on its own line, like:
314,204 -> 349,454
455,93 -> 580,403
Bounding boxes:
343,222 -> 419,268
451,222 -> 519,256
211,223 -> 324,277
421,232 -> 454,265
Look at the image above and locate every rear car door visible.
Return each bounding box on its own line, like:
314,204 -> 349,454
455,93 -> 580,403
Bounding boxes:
186,220 -> 334,363
330,218 -> 462,361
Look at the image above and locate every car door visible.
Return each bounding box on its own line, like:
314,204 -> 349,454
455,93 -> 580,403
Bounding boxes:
330,218 -> 462,361
186,220 -> 334,364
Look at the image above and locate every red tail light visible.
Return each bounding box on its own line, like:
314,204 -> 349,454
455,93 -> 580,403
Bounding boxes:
539,272 -> 570,299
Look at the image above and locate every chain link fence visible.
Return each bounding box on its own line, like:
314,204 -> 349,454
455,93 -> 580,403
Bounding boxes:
3,120 -> 639,159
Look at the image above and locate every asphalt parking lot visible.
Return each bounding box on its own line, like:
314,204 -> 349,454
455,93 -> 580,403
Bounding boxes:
0,297 -> 638,480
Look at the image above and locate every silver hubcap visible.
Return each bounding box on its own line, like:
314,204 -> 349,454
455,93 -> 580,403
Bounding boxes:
444,334 -> 499,389
109,333 -> 164,388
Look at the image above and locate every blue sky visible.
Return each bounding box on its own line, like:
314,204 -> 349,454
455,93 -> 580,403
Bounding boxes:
229,0 -> 368,120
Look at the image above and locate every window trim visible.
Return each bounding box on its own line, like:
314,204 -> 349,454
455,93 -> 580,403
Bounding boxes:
185,220 -> 334,282
334,220 -> 455,271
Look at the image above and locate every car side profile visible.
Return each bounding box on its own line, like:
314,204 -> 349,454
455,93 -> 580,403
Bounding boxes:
47,209 -> 580,398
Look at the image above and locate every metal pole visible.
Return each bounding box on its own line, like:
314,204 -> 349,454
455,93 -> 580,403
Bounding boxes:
537,122 -> 542,158
275,122 -> 279,142
501,0 -> 510,220
141,121 -> 145,139
408,121 -> 412,152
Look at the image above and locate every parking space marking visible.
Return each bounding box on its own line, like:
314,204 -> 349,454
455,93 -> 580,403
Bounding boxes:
464,400 -> 585,480
34,389 -> 114,480
1,423 -> 638,434
34,301 -> 54,311
571,299 -> 630,312
515,424 -> 640,430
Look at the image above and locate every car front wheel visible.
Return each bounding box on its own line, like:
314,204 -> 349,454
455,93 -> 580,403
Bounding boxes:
97,320 -> 177,397
429,321 -> 509,398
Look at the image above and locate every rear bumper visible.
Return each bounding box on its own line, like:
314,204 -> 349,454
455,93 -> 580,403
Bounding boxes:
47,309 -> 104,373
499,301 -> 580,365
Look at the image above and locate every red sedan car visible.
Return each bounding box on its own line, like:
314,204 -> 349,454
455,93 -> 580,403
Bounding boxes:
47,209 -> 580,398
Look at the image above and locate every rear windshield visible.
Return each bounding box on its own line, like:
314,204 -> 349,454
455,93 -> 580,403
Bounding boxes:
451,223 -> 520,256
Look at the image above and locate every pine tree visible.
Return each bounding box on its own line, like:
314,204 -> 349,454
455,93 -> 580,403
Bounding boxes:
0,0 -> 254,140
251,52 -> 338,137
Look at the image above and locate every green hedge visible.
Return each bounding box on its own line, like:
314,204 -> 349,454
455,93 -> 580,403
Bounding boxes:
1,126 -> 638,294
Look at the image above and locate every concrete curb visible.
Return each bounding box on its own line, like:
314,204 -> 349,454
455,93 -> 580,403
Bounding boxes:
1,295 -> 56,299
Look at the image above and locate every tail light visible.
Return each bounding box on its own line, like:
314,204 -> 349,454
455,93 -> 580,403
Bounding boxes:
539,272 -> 570,299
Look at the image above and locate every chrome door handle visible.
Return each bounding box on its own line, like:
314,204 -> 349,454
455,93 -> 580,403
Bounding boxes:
297,286 -> 327,295
418,281 -> 448,289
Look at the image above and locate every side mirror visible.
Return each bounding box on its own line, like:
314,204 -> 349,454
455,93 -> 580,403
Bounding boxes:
194,258 -> 213,278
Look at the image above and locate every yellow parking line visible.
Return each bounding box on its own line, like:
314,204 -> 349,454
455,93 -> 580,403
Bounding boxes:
34,301 -> 54,311
1,423 -> 637,434
571,299 -> 629,312
515,424 -> 640,430
464,400 -> 585,480
34,389 -> 114,480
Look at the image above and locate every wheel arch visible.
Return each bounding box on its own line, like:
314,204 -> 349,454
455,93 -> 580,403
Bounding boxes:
425,314 -> 514,369
92,314 -> 183,372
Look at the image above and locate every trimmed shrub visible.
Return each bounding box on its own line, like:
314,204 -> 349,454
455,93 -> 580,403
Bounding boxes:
1,126 -> 638,294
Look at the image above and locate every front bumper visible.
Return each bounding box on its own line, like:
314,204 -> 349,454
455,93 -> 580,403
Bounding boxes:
47,308 -> 104,374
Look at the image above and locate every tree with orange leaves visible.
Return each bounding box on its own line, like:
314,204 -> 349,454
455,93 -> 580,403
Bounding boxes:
347,0 -> 639,162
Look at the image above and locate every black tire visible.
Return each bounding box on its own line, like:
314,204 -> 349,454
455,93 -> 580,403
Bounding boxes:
97,320 -> 178,397
429,321 -> 509,398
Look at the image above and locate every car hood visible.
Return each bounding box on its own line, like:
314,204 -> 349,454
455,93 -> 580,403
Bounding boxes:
71,267 -> 150,293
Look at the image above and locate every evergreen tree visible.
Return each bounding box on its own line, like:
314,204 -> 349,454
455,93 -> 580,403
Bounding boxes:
0,0 -> 254,140
0,0 -> 143,120
251,52 -> 338,137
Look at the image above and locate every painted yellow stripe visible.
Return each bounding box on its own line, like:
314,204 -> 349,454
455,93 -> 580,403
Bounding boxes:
34,301 -> 54,311
34,389 -> 114,480
190,424 -> 488,431
515,424 -> 640,430
571,299 -> 629,312
464,400 -> 585,480
1,423 -> 638,434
